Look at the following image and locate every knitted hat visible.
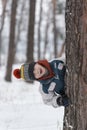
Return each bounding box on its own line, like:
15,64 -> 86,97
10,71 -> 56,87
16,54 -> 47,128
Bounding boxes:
13,62 -> 36,81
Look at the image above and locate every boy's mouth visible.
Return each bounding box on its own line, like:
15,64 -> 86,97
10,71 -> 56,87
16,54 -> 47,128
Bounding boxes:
40,69 -> 42,74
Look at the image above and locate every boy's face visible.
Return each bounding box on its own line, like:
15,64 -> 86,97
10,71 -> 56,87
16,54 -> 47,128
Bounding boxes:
33,63 -> 47,79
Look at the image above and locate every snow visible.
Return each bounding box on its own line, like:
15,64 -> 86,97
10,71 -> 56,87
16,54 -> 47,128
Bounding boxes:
0,65 -> 64,130
0,0 -> 2,16
0,0 -> 65,128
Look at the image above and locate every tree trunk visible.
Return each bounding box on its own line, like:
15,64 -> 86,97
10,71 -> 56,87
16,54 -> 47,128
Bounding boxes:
16,0 -> 25,44
0,0 -> 7,65
37,0 -> 43,60
5,0 -> 18,82
64,0 -> 87,130
58,43 -> 65,58
26,0 -> 36,63
52,0 -> 58,58
43,5 -> 50,59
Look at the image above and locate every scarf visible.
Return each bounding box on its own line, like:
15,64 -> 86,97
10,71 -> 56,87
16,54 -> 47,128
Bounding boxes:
37,59 -> 55,80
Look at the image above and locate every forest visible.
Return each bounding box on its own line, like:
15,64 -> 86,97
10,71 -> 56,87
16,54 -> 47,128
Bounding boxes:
0,0 -> 65,81
0,0 -> 87,130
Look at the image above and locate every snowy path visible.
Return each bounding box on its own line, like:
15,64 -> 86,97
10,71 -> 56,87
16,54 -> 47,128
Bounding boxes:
0,103 -> 64,130
0,67 -> 64,130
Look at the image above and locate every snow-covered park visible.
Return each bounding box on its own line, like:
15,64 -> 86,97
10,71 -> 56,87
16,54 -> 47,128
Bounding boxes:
0,0 -> 65,129
0,65 -> 64,130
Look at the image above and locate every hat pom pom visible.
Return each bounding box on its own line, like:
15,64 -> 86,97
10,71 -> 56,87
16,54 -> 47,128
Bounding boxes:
13,69 -> 21,79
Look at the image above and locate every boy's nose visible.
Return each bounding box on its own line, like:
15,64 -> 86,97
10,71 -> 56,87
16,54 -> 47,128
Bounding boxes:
34,70 -> 39,75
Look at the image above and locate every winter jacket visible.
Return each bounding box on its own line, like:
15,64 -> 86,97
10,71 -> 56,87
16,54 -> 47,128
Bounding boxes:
38,59 -> 66,108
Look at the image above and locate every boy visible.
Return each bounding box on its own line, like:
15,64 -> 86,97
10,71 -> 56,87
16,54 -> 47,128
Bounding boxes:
13,59 -> 69,108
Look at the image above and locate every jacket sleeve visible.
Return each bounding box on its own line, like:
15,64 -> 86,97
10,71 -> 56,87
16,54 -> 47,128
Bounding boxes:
39,83 -> 61,108
49,57 -> 65,64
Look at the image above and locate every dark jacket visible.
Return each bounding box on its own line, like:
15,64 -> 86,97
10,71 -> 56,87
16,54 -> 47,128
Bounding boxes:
38,59 -> 66,108
39,59 -> 66,95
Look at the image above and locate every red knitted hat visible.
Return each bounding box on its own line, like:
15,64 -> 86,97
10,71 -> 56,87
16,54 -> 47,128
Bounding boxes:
13,69 -> 21,79
13,62 -> 36,81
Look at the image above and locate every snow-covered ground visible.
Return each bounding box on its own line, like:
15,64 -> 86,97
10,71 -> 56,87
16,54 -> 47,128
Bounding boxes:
0,65 -> 64,130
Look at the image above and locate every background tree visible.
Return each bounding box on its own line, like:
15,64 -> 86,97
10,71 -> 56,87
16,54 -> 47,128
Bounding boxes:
64,0 -> 87,130
37,0 -> 43,60
0,0 -> 7,65
16,0 -> 25,44
26,0 -> 36,63
58,43 -> 65,57
52,0 -> 58,58
43,10 -> 50,59
5,0 -> 18,81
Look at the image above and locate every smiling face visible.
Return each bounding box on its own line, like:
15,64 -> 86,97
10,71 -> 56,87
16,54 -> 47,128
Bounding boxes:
33,63 -> 48,79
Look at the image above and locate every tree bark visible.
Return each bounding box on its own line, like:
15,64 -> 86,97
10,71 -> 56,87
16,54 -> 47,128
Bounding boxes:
64,0 -> 87,130
0,0 -> 7,65
26,0 -> 36,63
5,0 -> 18,82
52,0 -> 58,58
58,43 -> 65,57
37,0 -> 43,60
16,0 -> 25,44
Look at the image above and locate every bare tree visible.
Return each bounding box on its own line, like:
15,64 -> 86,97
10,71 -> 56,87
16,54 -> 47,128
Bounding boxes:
26,0 -> 36,63
52,0 -> 58,58
5,0 -> 18,82
16,0 -> 26,44
63,0 -> 87,130
37,0 -> 43,60
43,6 -> 50,59
43,18 -> 49,59
0,0 -> 7,65
58,43 -> 65,57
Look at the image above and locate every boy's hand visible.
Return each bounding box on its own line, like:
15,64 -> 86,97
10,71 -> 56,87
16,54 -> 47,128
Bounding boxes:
57,94 -> 69,107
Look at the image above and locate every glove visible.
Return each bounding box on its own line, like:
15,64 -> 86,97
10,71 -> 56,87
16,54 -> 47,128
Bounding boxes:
57,94 -> 69,107
62,94 -> 69,107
